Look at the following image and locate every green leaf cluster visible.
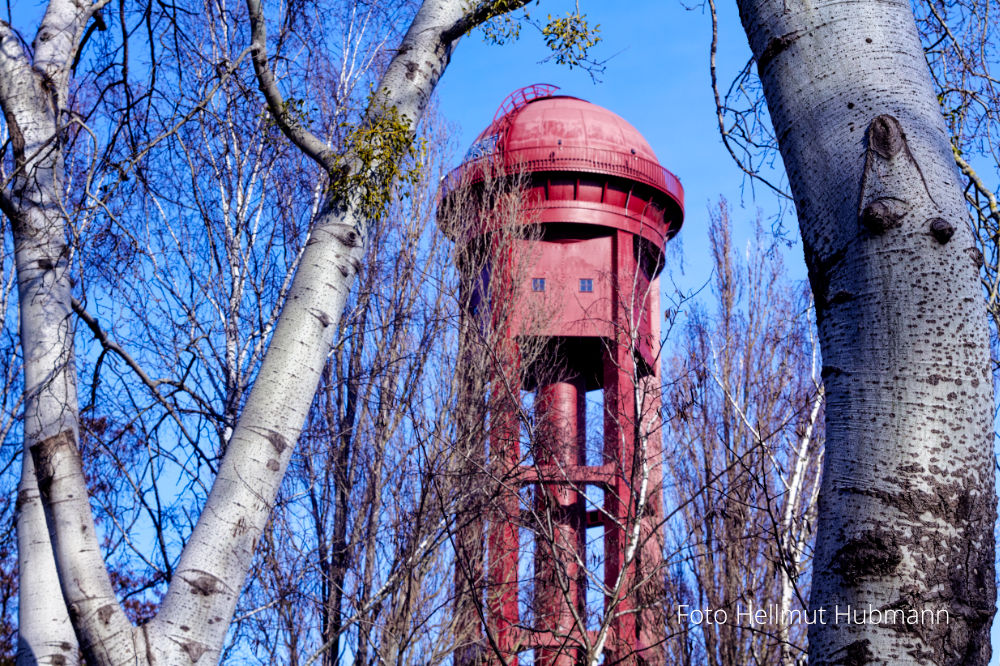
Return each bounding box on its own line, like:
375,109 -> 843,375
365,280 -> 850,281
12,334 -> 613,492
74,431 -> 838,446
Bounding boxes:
264,97 -> 313,131
330,96 -> 425,223
541,11 -> 601,69
479,0 -> 529,45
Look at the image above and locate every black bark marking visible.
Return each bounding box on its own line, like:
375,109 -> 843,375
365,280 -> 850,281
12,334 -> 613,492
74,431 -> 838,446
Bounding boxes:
97,604 -> 114,624
3,108 -> 25,169
832,530 -> 901,582
967,246 -> 984,268
181,641 -> 208,663
36,258 -> 54,270
29,430 -> 78,500
266,458 -> 280,471
829,290 -> 855,305
928,217 -> 954,244
861,197 -> 907,234
187,574 -> 220,596
266,430 -> 288,454
337,264 -> 350,277
404,60 -> 419,80
838,483 -> 968,525
311,308 -> 333,327
15,489 -> 30,513
926,373 -> 947,385
51,657 -> 65,666
831,639 -> 874,665
821,365 -> 844,379
758,31 -> 801,70
803,242 -> 849,324
336,230 -> 360,247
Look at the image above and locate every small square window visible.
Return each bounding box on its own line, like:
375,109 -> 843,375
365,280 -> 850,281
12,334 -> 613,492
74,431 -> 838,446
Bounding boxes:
580,278 -> 593,293
532,278 -> 546,292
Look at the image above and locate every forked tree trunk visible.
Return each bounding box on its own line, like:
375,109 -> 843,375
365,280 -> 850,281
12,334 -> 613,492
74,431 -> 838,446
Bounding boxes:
1,2 -> 104,662
735,0 -> 996,662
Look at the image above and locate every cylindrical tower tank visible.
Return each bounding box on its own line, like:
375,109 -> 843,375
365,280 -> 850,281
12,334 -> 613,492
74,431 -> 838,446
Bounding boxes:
440,84 -> 684,666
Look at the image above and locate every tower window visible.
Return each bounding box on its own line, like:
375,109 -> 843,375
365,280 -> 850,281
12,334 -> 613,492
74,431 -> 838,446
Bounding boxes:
532,278 -> 546,292
579,278 -> 593,293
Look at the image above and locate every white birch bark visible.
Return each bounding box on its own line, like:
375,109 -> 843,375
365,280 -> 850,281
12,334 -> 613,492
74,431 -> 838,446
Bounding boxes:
1,1 -> 121,662
144,2 -> 522,660
4,0 -> 530,663
735,0 -> 996,661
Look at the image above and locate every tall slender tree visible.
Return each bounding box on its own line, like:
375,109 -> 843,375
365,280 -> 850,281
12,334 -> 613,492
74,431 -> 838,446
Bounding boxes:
734,0 -> 996,661
663,201 -> 824,665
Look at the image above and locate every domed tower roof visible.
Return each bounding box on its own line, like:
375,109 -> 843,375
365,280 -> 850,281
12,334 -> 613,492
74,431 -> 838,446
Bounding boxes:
443,84 -> 684,245
477,93 -> 661,163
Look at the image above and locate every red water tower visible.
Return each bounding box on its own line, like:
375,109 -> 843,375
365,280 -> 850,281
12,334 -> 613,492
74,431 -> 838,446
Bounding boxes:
441,85 -> 684,666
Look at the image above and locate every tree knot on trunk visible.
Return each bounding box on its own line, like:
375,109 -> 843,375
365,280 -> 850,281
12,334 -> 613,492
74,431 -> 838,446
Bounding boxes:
180,640 -> 209,663
182,571 -> 227,597
858,115 -> 941,235
831,530 -> 902,582
861,197 -> 908,234
967,246 -> 984,268
869,115 -> 906,159
757,30 -> 802,71
265,429 -> 288,454
96,603 -> 115,624
928,217 -> 954,244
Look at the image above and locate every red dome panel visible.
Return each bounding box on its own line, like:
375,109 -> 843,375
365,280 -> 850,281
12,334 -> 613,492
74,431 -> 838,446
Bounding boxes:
501,97 -> 659,163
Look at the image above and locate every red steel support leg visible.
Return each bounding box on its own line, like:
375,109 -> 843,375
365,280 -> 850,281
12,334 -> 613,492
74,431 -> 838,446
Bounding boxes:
636,282 -> 666,666
487,338 -> 522,665
602,343 -> 637,664
604,229 -> 639,664
534,376 -> 587,666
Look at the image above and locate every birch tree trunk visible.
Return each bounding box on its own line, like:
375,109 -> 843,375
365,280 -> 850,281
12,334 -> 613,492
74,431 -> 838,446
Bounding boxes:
3,0 -> 529,663
0,1 -> 111,662
735,0 -> 996,661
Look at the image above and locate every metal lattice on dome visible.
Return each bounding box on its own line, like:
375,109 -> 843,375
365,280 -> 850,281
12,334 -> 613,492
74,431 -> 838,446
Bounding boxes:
490,83 -> 560,126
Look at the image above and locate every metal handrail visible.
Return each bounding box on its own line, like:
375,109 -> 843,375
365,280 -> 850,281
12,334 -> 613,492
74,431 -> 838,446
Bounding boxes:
443,145 -> 682,202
